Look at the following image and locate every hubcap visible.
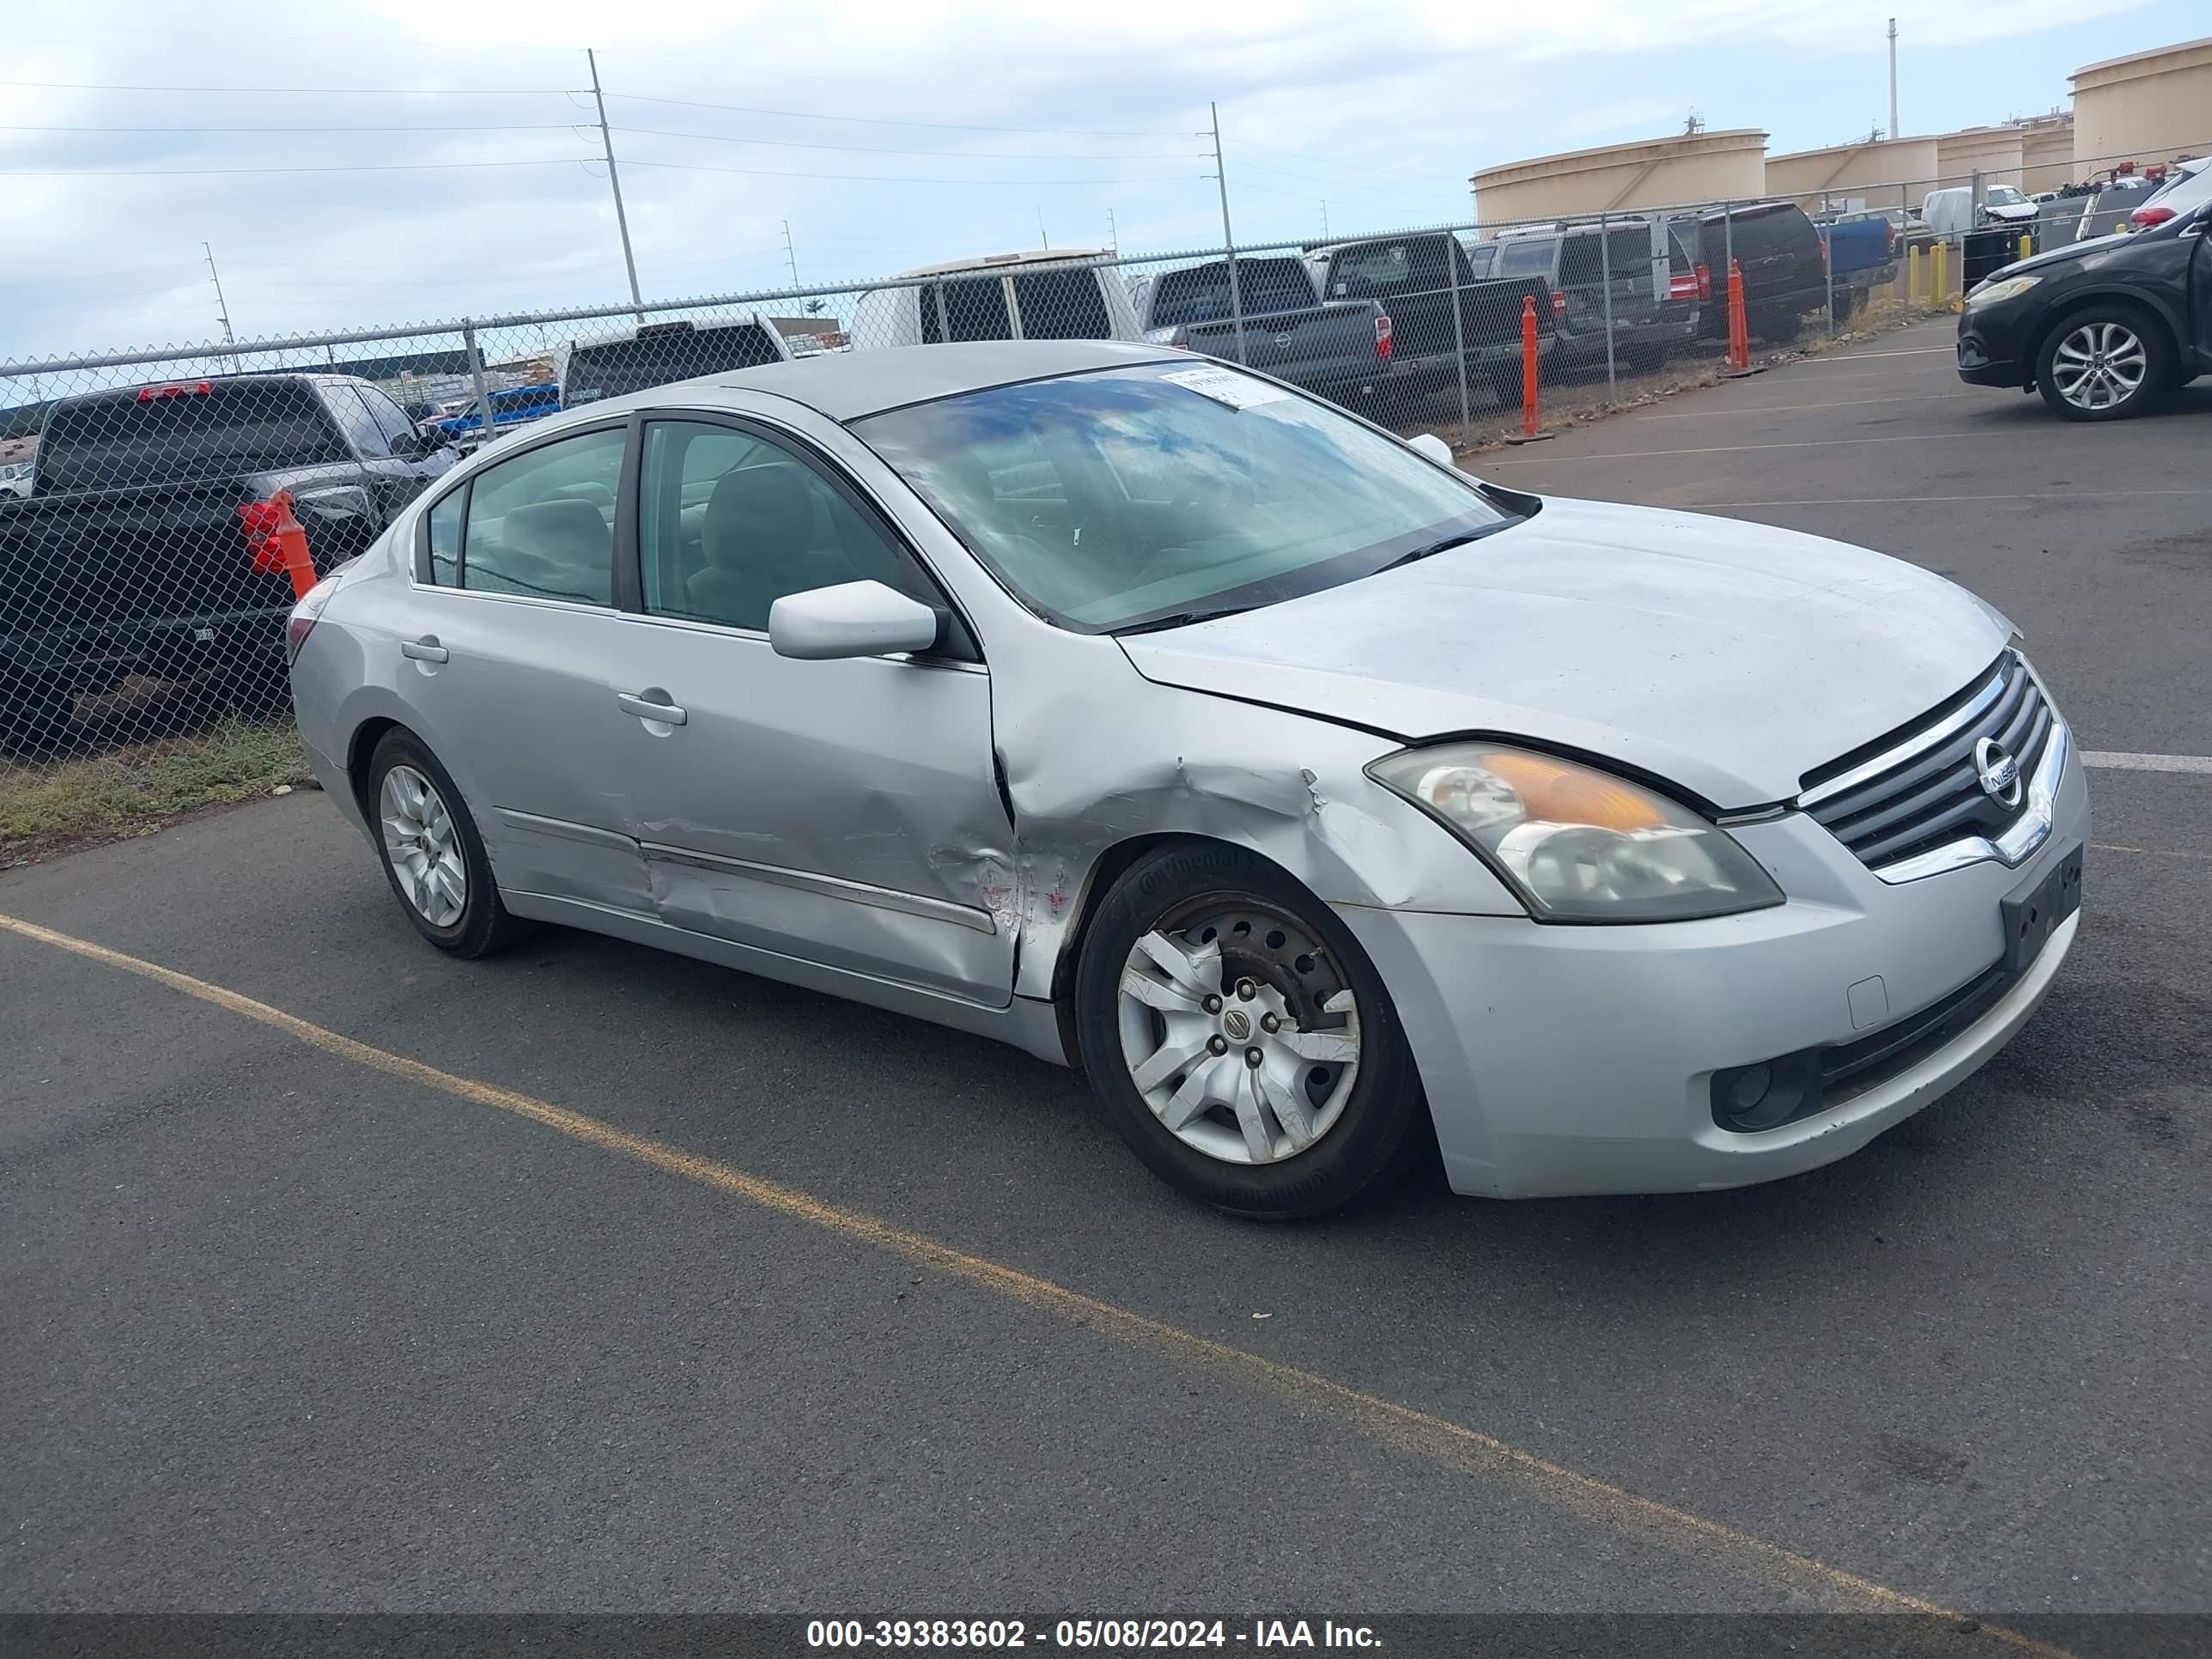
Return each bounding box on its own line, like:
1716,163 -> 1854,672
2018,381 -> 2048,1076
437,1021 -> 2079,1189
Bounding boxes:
1115,902 -> 1361,1166
2051,322 -> 2147,410
379,764 -> 467,927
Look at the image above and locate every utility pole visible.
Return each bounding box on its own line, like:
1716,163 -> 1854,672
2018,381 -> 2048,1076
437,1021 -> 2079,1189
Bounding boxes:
781,220 -> 801,289
1320,200 -> 1330,240
1206,100 -> 1247,365
202,241 -> 238,372
1887,18 -> 1899,143
586,48 -> 644,319
1037,206 -> 1048,250
1106,208 -> 1118,254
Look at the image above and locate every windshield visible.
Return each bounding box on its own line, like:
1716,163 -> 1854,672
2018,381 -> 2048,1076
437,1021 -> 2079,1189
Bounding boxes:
1985,186 -> 2027,207
853,362 -> 1511,633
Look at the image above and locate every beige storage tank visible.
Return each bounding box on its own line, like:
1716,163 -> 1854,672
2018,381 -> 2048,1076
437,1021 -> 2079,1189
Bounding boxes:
1472,129 -> 1767,231
2072,36 -> 2212,173
1764,136 -> 1940,211
1934,126 -> 2027,194
2017,117 -> 2077,192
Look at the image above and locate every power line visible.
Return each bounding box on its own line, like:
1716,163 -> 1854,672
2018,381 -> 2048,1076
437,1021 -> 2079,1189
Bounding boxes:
0,78 -> 579,96
1227,137 -> 1468,187
605,91 -> 1186,139
623,157 -> 1202,186
1219,154 -> 1465,208
0,122 -> 585,134
613,124 -> 1195,162
0,158 -> 592,177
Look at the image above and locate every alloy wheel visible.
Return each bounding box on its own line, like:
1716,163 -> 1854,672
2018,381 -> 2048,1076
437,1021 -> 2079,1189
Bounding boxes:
1115,902 -> 1361,1165
2050,321 -> 2148,412
380,763 -> 467,928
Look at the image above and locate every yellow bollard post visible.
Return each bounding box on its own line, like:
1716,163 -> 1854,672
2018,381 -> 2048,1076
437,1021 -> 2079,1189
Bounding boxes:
2019,233 -> 2033,263
1932,240 -> 1948,307
1907,245 -> 1921,307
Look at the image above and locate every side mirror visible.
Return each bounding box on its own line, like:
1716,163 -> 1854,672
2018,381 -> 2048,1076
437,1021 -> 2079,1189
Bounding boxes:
769,580 -> 943,661
1408,433 -> 1455,468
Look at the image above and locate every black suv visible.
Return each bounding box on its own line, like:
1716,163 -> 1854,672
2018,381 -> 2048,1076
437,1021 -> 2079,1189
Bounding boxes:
1957,194 -> 2212,420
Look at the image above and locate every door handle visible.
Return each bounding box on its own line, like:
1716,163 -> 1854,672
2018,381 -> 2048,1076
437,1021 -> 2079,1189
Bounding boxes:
400,636 -> 449,663
617,690 -> 687,726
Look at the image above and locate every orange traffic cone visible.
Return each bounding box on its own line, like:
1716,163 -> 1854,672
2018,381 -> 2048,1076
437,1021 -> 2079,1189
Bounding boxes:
268,490 -> 318,600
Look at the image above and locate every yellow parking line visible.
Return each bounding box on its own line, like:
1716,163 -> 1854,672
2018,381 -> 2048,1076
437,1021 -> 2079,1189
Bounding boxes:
0,908 -> 2074,1654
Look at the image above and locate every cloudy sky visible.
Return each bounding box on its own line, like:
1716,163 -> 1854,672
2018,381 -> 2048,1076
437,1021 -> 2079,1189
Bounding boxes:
2,0 -> 2203,364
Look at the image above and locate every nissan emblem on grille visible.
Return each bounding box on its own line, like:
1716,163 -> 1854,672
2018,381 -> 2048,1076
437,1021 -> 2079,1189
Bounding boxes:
1975,738 -> 2023,807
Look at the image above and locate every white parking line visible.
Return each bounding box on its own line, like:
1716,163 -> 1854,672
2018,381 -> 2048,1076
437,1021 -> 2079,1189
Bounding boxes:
2083,752 -> 2212,775
1806,346 -> 1955,361
1639,392 -> 1976,420
1687,489 -> 2212,507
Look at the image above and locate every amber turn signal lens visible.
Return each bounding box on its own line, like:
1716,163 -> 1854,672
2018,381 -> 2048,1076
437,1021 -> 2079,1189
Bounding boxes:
1480,750 -> 1669,831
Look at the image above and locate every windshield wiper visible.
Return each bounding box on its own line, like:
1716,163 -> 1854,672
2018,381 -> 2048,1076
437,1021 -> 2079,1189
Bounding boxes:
1370,520 -> 1518,575
1110,605 -> 1256,636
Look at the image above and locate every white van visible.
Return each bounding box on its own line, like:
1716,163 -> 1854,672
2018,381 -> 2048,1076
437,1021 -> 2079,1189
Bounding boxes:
849,249 -> 1142,349
1920,185 -> 2039,238
556,315 -> 790,408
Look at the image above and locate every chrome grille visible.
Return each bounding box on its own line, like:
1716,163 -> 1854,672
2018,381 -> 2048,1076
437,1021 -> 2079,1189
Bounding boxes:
1799,653 -> 2056,876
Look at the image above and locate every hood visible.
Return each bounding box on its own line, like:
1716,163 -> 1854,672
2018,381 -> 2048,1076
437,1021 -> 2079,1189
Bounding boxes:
1986,202 -> 2040,222
1990,229 -> 2134,282
1116,495 -> 2011,809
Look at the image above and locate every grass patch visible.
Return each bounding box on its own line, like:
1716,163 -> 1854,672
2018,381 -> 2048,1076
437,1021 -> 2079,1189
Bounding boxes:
1,720 -> 311,864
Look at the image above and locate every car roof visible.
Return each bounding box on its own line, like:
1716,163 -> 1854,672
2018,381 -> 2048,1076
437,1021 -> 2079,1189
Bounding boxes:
890,247 -> 1110,277
694,339 -> 1181,422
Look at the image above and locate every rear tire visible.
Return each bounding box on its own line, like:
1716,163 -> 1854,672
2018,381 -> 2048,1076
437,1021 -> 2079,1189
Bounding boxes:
2035,303 -> 2171,421
1073,842 -> 1430,1219
367,728 -> 529,958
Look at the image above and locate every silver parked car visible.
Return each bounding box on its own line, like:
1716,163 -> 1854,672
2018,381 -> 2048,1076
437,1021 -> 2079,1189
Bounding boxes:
287,341 -> 2087,1218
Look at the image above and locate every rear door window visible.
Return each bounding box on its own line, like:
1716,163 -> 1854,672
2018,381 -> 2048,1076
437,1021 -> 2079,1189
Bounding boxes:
919,276 -> 1015,343
1011,269 -> 1113,339
1495,239 -> 1556,279
1558,235 -> 1605,288
457,427 -> 627,605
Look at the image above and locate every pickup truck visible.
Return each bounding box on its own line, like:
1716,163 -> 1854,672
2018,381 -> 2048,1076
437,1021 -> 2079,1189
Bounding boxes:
0,373 -> 453,750
1669,202 -> 1828,342
1127,256 -> 1395,410
1304,234 -> 1554,404
1815,215 -> 1899,319
1485,220 -> 1702,371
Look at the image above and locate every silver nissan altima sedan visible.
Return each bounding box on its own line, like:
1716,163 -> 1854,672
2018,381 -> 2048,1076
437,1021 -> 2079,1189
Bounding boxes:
287,340 -> 2086,1218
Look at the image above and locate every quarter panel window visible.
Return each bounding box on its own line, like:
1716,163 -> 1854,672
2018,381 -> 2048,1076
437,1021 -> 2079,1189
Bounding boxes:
459,427 -> 626,605
639,420 -> 929,633
426,488 -> 465,585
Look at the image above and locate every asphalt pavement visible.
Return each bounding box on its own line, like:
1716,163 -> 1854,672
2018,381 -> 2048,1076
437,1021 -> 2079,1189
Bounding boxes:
3,319 -> 2207,1644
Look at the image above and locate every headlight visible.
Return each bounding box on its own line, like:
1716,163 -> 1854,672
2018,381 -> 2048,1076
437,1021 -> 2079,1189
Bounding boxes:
1966,275 -> 2040,308
1367,744 -> 1783,922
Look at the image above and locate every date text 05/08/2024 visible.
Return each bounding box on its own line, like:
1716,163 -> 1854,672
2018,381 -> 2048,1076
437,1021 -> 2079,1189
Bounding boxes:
805,1620 -> 1382,1650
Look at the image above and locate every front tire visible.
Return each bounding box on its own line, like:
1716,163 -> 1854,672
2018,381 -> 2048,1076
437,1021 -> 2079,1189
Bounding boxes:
1073,842 -> 1429,1219
367,728 -> 527,957
2036,304 -> 2170,421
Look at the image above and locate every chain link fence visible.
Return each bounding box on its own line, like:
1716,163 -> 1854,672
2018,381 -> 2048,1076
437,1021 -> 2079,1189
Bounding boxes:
1,147 -> 2197,768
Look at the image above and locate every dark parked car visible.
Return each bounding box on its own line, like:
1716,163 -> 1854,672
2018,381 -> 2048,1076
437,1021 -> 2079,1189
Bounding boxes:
1485,220 -> 1701,371
1304,234 -> 1554,403
1956,194 -> 2211,420
1670,202 -> 1827,342
1127,256 -> 1395,410
0,374 -> 453,748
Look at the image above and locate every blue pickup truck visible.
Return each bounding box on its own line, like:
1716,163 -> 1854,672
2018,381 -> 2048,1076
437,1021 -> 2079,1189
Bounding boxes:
429,382 -> 562,447
1815,215 -> 1900,319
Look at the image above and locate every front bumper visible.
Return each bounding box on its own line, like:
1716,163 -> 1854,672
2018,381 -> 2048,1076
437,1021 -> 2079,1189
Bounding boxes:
1337,741 -> 2089,1199
1957,308 -> 2029,387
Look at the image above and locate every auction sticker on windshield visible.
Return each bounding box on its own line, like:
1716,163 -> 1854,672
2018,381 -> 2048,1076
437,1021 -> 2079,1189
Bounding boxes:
1159,366 -> 1292,409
